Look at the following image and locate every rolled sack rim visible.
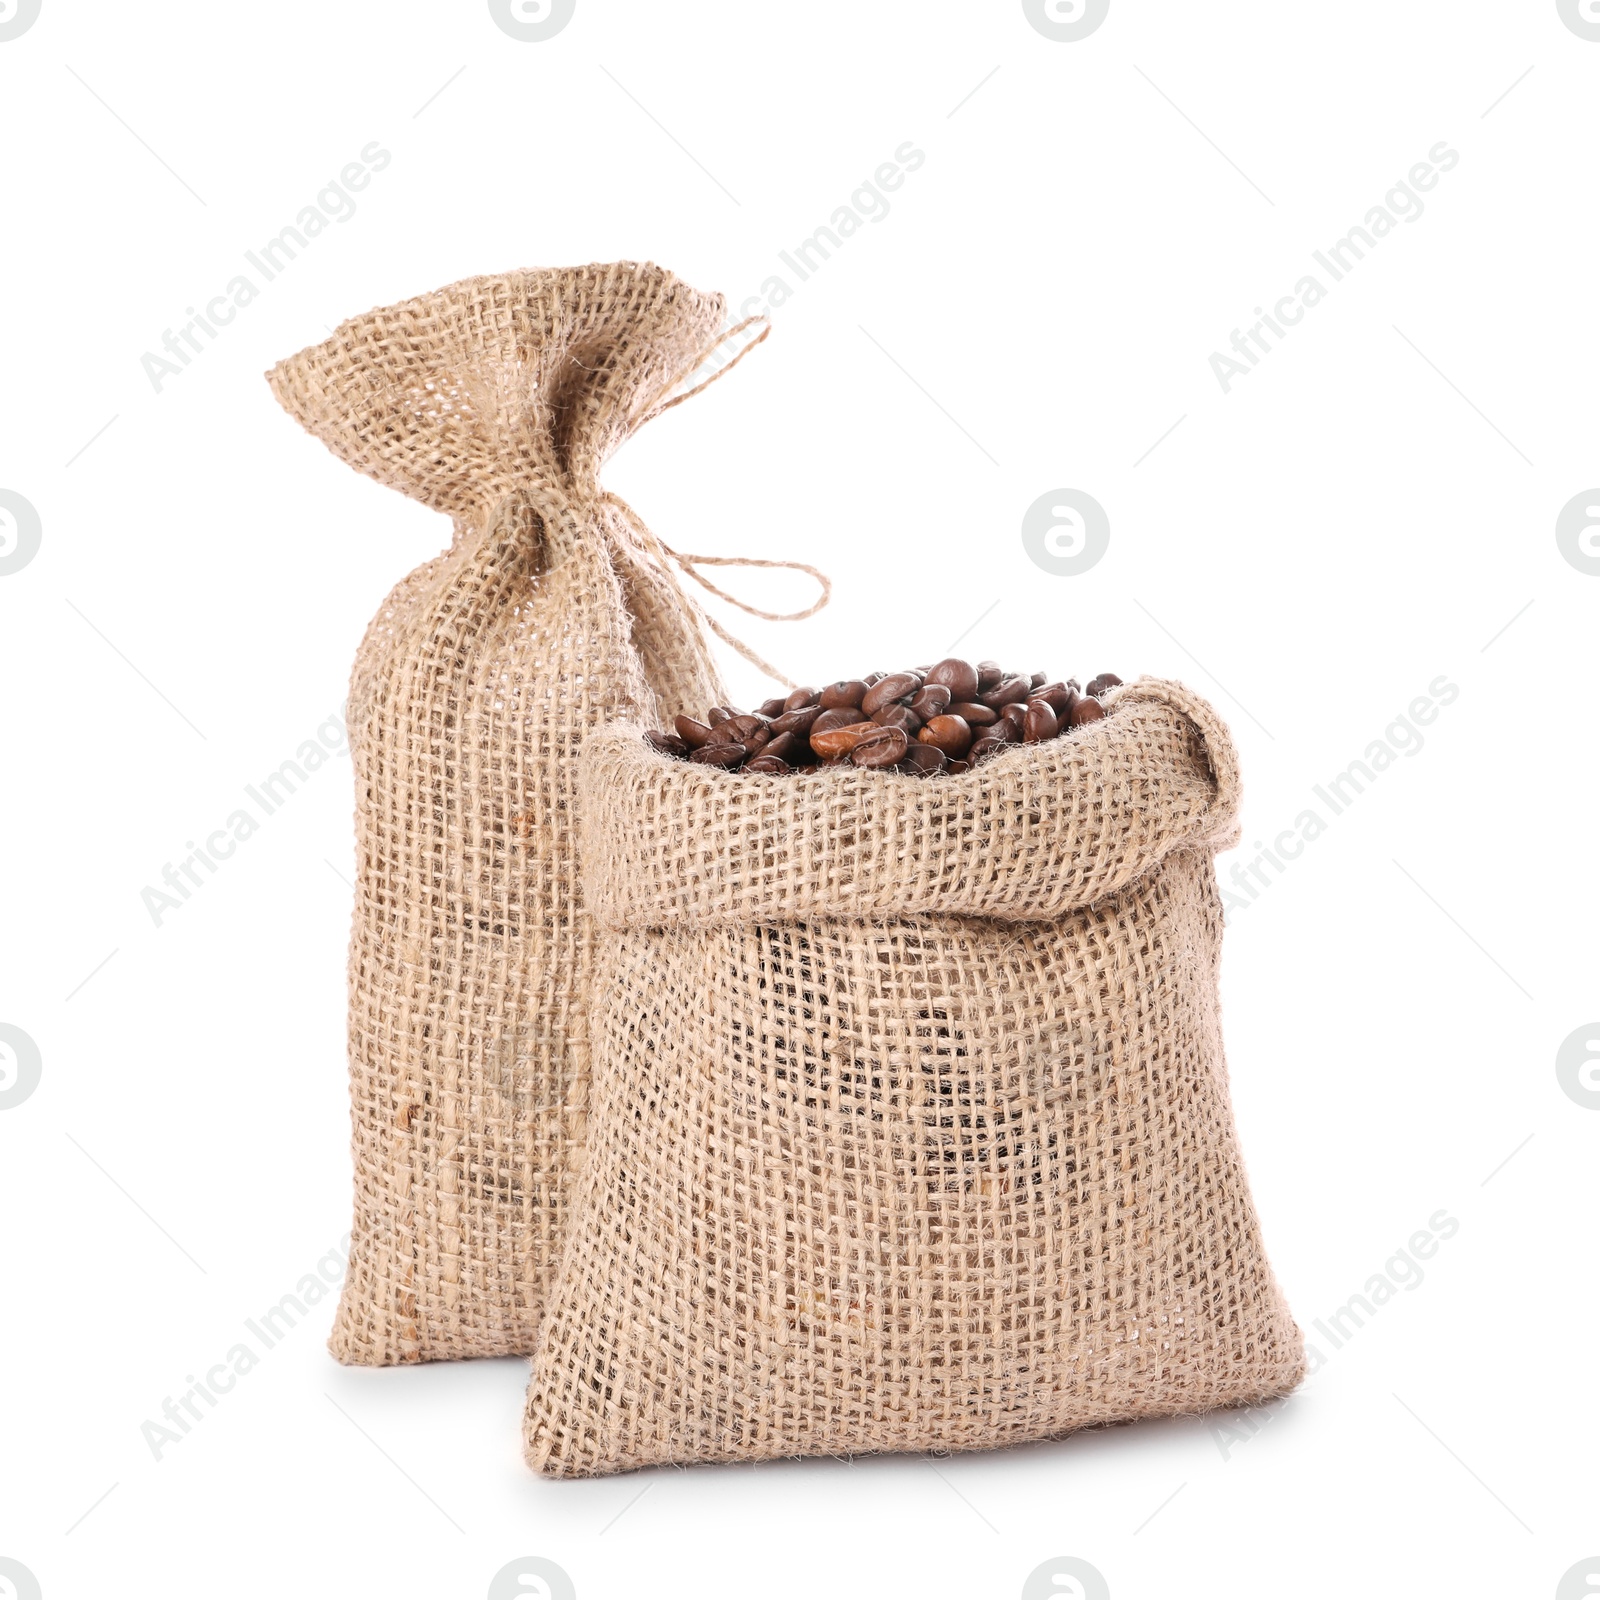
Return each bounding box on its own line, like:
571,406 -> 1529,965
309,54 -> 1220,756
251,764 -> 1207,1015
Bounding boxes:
577,676 -> 1244,929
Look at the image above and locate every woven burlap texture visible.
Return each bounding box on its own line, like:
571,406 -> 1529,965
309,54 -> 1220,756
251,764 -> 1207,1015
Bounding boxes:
268,263 -> 735,1364
524,678 -> 1304,1475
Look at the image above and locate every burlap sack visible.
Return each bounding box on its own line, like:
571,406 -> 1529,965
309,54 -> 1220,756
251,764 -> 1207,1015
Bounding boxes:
268,263 -> 763,1364
524,679 -> 1304,1474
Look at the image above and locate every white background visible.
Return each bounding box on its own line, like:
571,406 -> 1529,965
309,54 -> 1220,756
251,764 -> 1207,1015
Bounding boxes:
2,3 -> 1596,1597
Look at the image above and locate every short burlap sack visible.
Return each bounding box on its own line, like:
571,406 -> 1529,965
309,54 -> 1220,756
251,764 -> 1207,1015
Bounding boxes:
524,678 -> 1304,1474
268,263 -> 809,1364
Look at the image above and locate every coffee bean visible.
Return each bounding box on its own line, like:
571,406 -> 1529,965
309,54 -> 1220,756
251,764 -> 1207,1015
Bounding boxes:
652,659 -> 1122,778
770,704 -> 823,737
1023,700 -> 1059,743
949,701 -> 999,727
861,672 -> 921,715
926,658 -> 980,701
643,730 -> 689,758
820,680 -> 869,711
675,715 -> 716,748
721,714 -> 768,742
810,706 -> 865,739
981,676 -> 1032,710
899,742 -> 947,776
811,720 -> 878,760
871,704 -> 922,735
850,725 -> 909,768
919,714 -> 972,756
691,742 -> 746,767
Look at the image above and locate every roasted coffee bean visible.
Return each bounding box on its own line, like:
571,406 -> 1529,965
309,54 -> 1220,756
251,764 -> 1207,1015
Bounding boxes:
691,742 -> 746,767
981,676 -> 1032,710
1023,699 -> 1059,743
674,714 -> 716,748
643,730 -> 689,758
810,706 -> 865,739
919,714 -> 972,756
926,657 -> 980,701
820,679 -> 869,711
770,704 -> 823,737
861,671 -> 921,715
871,704 -> 922,735
720,714 -> 768,743
811,720 -> 878,760
850,725 -> 909,768
652,658 -> 1122,778
949,701 -> 999,727
899,742 -> 947,776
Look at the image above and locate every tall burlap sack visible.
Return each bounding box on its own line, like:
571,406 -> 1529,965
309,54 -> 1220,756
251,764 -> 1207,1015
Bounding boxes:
524,678 -> 1304,1474
268,263 -> 746,1364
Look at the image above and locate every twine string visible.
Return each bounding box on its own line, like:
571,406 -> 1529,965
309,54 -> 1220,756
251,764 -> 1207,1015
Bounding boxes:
600,492 -> 828,690
602,315 -> 829,690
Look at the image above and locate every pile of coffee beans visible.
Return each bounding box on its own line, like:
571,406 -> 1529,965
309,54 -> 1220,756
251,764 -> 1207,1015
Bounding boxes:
642,660 -> 1123,777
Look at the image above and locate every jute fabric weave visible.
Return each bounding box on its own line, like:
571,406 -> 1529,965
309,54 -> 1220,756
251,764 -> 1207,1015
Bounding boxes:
268,263 -> 732,1363
524,679 -> 1304,1473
